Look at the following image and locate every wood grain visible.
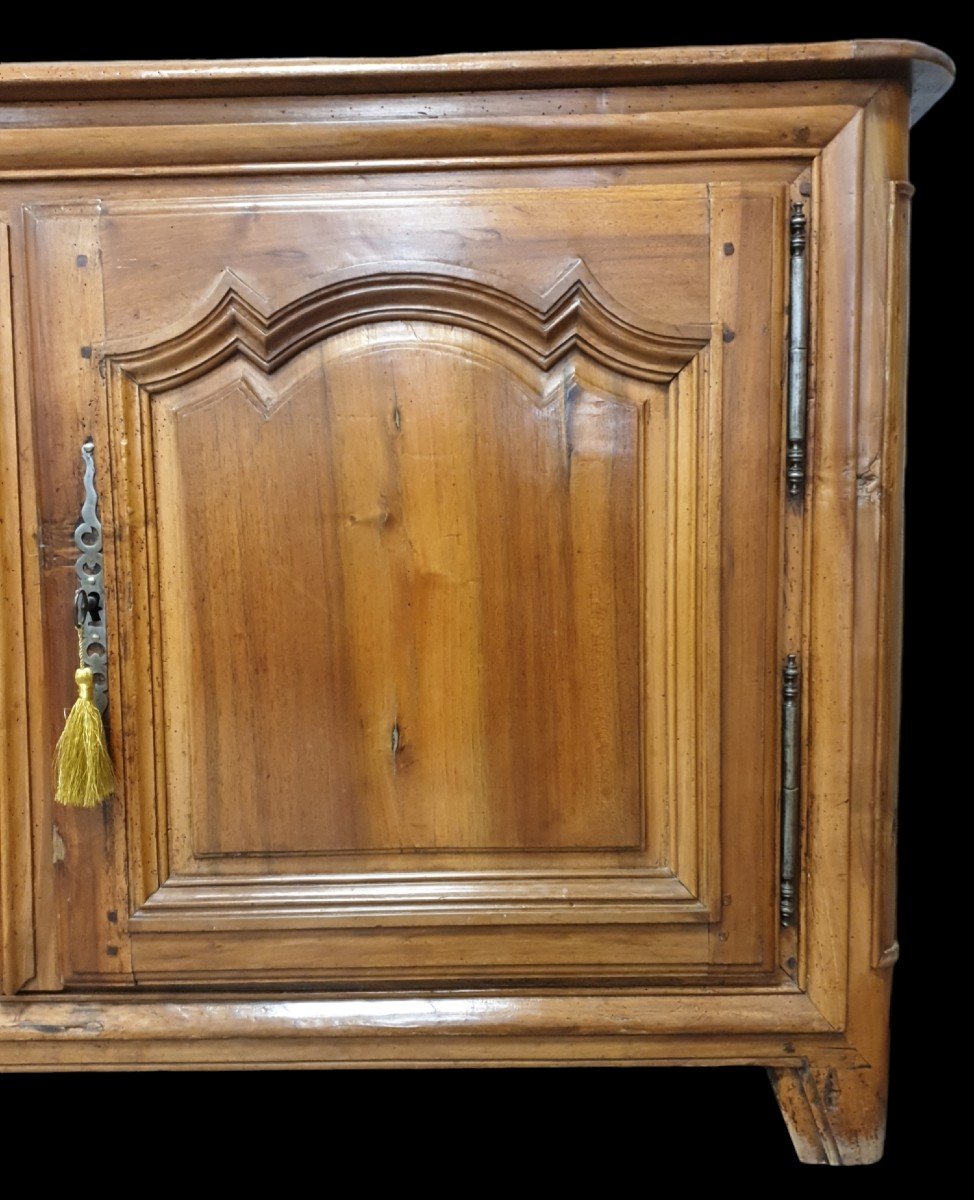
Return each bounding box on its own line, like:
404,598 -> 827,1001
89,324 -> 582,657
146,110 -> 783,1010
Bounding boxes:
0,42 -> 953,119
709,184 -> 783,966
82,180 -> 782,981
0,109 -> 864,174
161,329 -> 647,855
125,269 -> 704,864
0,81 -> 888,129
803,112 -> 861,1029
0,989 -> 849,1072
782,80 -> 913,1163
23,207 -> 133,986
770,1065 -> 887,1166
98,187 -> 711,348
0,220 -> 34,994
872,177 -> 913,969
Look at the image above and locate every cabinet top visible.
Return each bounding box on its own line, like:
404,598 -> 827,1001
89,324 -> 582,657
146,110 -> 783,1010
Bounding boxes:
0,40 -> 954,122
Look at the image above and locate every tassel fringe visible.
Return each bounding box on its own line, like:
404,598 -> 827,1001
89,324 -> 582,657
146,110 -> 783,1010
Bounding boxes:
54,666 -> 114,808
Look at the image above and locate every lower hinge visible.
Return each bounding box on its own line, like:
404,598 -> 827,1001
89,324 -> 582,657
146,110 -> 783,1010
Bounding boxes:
780,653 -> 801,925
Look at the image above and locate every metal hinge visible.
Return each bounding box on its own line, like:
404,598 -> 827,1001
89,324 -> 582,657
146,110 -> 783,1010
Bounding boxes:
779,653 -> 801,925
786,202 -> 809,498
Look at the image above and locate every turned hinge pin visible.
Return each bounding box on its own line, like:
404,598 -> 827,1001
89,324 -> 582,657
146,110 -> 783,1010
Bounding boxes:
786,202 -> 809,499
780,653 -> 801,925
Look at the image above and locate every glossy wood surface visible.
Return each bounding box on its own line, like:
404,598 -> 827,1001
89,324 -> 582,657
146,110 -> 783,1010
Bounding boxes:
0,219 -> 34,995
0,43 -> 952,1164
161,326 -> 647,856
82,178 -> 779,983
0,41 -> 953,120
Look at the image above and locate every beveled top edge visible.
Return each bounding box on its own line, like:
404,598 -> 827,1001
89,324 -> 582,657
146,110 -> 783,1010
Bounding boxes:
0,41 -> 955,123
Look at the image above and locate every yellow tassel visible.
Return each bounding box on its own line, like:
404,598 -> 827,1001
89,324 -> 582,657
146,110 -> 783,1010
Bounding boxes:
54,666 -> 114,808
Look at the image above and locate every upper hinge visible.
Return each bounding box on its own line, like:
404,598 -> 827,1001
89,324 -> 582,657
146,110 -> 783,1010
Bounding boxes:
786,201 -> 809,499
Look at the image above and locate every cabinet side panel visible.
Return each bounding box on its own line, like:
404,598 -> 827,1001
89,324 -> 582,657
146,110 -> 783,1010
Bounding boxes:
803,116 -> 862,1028
802,83 -> 910,1080
0,219 -> 35,994
872,177 -> 911,968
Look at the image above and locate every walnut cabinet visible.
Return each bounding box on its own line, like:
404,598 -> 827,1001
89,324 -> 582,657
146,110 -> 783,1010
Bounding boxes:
0,42 -> 953,1163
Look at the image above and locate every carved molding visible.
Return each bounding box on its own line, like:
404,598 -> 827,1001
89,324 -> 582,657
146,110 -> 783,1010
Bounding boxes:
0,992 -> 837,1072
105,262 -> 710,390
132,870 -> 705,930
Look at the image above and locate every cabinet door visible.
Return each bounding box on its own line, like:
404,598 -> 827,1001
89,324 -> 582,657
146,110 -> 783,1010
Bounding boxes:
28,176 -> 785,987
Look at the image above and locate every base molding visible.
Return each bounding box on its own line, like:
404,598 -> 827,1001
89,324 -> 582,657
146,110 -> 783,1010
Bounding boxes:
0,990 -> 849,1071
2,994 -> 888,1163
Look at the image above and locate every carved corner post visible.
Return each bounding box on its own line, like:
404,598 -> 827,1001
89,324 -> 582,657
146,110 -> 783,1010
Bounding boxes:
767,82 -> 911,1165
769,1065 -> 889,1166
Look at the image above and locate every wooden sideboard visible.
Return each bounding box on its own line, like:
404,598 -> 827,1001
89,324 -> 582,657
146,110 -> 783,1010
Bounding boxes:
0,42 -> 953,1163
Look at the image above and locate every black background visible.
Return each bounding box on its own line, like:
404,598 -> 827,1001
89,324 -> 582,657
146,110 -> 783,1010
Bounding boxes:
0,21 -> 959,1173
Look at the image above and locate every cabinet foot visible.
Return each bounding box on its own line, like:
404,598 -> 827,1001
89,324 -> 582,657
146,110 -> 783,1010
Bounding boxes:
768,1065 -> 888,1165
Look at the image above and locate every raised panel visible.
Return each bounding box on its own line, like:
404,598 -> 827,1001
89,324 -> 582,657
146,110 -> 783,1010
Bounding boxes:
158,332 -> 645,856
105,261 -> 726,939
